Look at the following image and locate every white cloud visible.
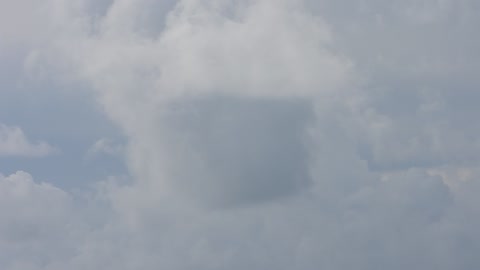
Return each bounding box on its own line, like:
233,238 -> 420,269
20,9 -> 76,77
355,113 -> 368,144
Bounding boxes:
0,165 -> 478,270
0,171 -> 80,270
0,124 -> 57,158
63,0 -> 353,208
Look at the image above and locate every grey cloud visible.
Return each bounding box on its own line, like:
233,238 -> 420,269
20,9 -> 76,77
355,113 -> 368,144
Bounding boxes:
1,0 -> 480,269
151,95 -> 314,206
357,89 -> 480,171
299,0 -> 480,171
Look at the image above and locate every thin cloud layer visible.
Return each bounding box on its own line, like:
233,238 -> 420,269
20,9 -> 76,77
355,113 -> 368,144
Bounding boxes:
1,0 -> 480,269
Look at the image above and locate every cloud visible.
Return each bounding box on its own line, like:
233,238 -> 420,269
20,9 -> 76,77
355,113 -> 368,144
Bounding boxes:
1,0 -> 480,269
63,0 -> 353,208
137,95 -> 314,207
0,171 -> 78,270
0,124 -> 57,158
86,137 -> 124,158
1,168 -> 476,270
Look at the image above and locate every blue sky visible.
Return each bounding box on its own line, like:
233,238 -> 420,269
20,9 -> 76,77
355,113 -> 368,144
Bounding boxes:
0,54 -> 126,188
1,0 -> 480,269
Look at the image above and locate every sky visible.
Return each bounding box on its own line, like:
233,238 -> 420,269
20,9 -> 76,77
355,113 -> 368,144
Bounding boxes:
1,0 -> 480,269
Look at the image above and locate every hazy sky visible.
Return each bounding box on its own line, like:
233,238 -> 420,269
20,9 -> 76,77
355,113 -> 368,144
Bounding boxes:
1,0 -> 480,269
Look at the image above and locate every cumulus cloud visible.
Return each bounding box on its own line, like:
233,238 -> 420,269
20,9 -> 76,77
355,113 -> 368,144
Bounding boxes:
1,0 -> 480,269
62,0 -> 353,208
2,168 -> 478,270
0,124 -> 57,158
0,171 -> 79,270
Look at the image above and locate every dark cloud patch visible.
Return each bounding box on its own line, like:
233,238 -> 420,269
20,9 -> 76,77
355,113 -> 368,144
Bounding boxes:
158,95 -> 314,207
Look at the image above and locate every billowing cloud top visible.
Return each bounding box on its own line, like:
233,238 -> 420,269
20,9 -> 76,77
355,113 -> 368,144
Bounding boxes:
1,0 -> 480,269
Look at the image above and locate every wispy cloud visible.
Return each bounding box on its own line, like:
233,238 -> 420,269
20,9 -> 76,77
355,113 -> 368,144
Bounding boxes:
0,124 -> 58,158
